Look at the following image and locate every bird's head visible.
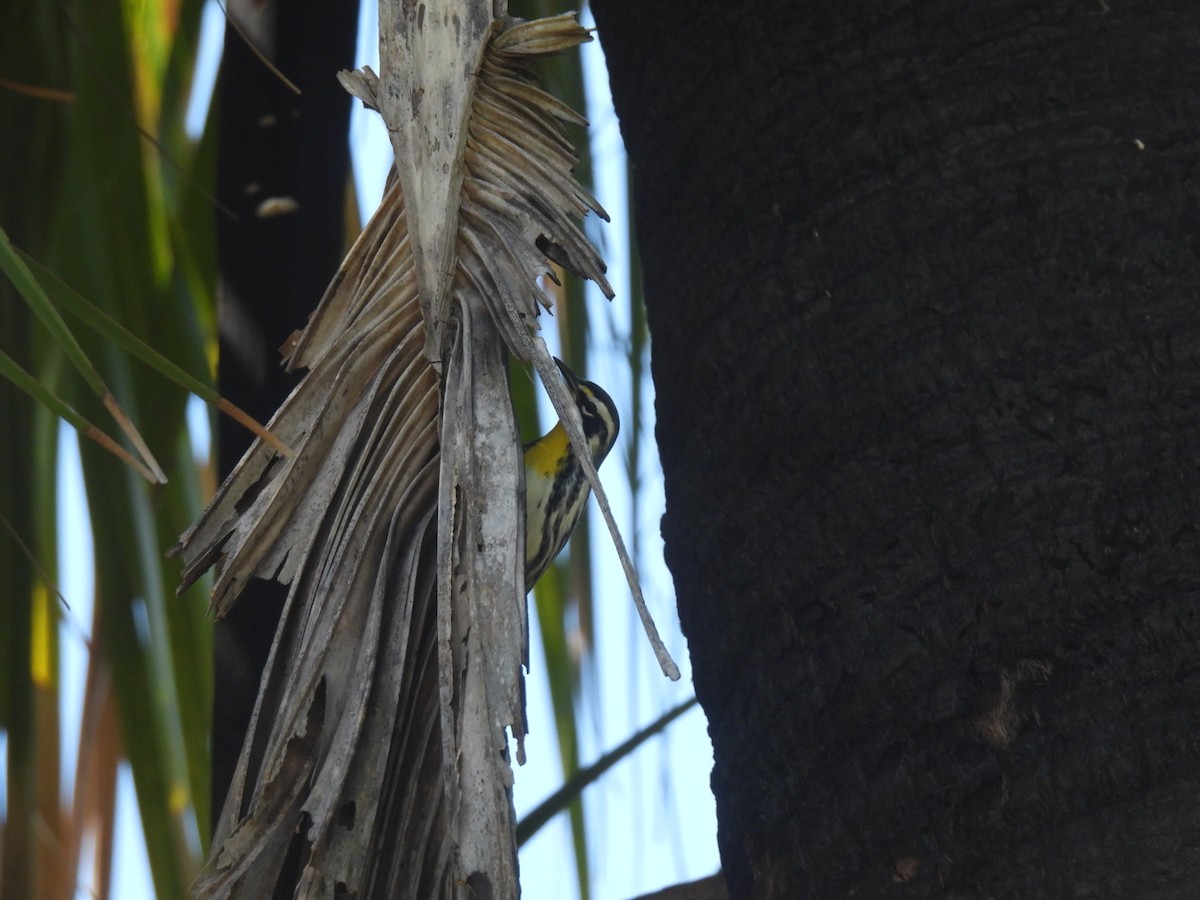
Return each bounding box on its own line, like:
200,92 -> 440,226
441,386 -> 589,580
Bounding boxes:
555,357 -> 620,466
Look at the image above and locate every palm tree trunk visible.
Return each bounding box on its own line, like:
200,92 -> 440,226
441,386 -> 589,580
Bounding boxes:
593,1 -> 1200,896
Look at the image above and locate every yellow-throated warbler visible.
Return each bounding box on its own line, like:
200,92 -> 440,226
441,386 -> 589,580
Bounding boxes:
523,358 -> 620,589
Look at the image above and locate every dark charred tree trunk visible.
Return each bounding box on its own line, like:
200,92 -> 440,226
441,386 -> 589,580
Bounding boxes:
591,1 -> 1200,897
213,0 -> 357,826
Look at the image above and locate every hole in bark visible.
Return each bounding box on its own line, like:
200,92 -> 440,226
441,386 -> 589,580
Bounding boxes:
466,872 -> 493,899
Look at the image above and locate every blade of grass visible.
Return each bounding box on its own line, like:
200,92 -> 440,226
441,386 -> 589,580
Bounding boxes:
17,249 -> 293,458
532,566 -> 589,894
85,453 -> 198,900
0,349 -> 159,483
0,510 -> 73,615
45,0 -> 213,889
0,227 -> 166,482
69,658 -> 120,900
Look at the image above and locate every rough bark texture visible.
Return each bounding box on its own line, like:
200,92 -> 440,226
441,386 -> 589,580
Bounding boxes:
592,1 -> 1200,897
213,0 -> 358,828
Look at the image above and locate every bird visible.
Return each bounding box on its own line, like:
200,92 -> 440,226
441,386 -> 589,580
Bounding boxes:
522,357 -> 620,590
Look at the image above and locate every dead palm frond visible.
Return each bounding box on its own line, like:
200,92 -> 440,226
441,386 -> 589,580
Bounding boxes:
174,10 -> 676,898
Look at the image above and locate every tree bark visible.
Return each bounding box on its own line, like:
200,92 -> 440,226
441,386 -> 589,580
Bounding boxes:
591,1 -> 1200,897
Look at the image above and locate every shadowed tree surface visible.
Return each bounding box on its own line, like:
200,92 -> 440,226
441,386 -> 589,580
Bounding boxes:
592,1 -> 1200,897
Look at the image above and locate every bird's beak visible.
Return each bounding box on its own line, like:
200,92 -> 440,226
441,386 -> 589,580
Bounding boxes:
554,357 -> 581,392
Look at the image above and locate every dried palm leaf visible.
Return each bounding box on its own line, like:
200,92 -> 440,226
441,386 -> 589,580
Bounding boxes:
176,179 -> 447,897
174,9 -> 676,899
